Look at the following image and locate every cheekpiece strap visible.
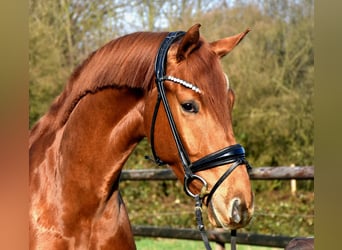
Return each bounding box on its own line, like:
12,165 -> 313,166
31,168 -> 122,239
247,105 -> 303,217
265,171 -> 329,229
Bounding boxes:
155,31 -> 186,82
150,31 -> 188,167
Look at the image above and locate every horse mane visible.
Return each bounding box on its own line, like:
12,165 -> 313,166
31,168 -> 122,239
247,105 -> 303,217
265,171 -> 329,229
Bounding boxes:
29,32 -> 167,149
44,32 -> 167,125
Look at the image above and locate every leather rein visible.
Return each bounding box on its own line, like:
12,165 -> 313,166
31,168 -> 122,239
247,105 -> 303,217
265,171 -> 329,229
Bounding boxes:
149,31 -> 252,250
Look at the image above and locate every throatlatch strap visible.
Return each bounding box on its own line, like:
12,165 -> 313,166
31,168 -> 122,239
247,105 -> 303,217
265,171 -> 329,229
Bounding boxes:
148,96 -> 165,165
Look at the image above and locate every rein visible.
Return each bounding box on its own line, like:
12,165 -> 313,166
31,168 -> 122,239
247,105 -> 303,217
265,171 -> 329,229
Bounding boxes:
149,31 -> 251,250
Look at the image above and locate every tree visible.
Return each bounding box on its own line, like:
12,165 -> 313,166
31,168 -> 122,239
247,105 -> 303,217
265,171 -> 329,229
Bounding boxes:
29,0 -> 125,127
29,0 -> 69,126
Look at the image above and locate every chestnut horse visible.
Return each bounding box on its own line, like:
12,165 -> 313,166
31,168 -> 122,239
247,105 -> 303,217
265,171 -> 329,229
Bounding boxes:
29,24 -> 254,249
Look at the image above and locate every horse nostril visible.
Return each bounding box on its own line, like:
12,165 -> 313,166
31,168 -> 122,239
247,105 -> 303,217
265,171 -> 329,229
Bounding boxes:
230,199 -> 241,224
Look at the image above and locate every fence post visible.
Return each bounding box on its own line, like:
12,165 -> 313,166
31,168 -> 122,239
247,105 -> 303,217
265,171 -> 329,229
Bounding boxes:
290,164 -> 297,196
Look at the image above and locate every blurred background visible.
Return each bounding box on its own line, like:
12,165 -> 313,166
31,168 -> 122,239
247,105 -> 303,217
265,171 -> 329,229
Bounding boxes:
29,0 -> 314,245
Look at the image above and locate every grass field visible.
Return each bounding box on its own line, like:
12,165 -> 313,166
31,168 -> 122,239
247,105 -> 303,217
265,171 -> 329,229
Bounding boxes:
135,238 -> 282,250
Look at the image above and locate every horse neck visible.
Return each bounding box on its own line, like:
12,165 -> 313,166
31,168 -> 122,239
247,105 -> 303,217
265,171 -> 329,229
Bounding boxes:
29,80 -> 147,249
58,87 -> 145,201
30,86 -> 146,219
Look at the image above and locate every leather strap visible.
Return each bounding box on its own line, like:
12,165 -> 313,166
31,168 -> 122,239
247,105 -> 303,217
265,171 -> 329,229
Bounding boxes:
191,144 -> 248,172
150,31 -> 186,167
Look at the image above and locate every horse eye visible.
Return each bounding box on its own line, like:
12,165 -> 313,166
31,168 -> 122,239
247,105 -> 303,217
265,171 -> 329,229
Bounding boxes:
181,101 -> 199,113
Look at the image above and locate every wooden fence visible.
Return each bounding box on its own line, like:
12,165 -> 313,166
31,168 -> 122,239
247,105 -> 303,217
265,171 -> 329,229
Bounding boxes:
121,166 -> 314,248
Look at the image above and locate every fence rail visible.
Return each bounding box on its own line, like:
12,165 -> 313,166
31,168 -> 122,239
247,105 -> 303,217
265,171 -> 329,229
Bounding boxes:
121,166 -> 314,181
121,166 -> 314,248
133,225 -> 294,248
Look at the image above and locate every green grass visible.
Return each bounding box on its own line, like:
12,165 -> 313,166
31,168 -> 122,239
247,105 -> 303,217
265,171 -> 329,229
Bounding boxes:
135,238 -> 282,250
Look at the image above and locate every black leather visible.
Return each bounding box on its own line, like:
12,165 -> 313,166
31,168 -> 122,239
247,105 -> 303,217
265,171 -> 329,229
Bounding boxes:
150,31 -> 187,167
191,144 -> 249,172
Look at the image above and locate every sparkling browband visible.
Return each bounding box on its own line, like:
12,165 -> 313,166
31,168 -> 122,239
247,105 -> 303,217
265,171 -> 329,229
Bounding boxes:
163,75 -> 201,94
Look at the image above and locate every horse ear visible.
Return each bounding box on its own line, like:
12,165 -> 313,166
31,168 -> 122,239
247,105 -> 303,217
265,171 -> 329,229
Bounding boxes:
210,28 -> 251,58
176,23 -> 201,61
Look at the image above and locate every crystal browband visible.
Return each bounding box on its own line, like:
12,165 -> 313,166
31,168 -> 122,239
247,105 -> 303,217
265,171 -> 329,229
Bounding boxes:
163,75 -> 202,94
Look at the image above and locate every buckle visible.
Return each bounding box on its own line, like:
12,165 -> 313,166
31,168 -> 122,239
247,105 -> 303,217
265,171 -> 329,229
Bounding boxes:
183,174 -> 209,198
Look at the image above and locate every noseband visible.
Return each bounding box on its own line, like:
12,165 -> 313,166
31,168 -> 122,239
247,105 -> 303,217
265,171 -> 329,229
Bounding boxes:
149,31 -> 252,250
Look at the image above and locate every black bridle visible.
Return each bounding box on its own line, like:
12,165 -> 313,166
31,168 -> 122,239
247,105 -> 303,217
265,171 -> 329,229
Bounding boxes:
149,31 -> 251,250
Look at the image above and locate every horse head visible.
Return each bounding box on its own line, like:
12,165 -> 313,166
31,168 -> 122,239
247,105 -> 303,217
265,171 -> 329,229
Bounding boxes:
144,24 -> 254,230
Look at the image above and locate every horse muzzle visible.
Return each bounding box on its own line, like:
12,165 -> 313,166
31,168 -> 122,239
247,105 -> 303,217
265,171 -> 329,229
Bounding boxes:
208,194 -> 254,229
